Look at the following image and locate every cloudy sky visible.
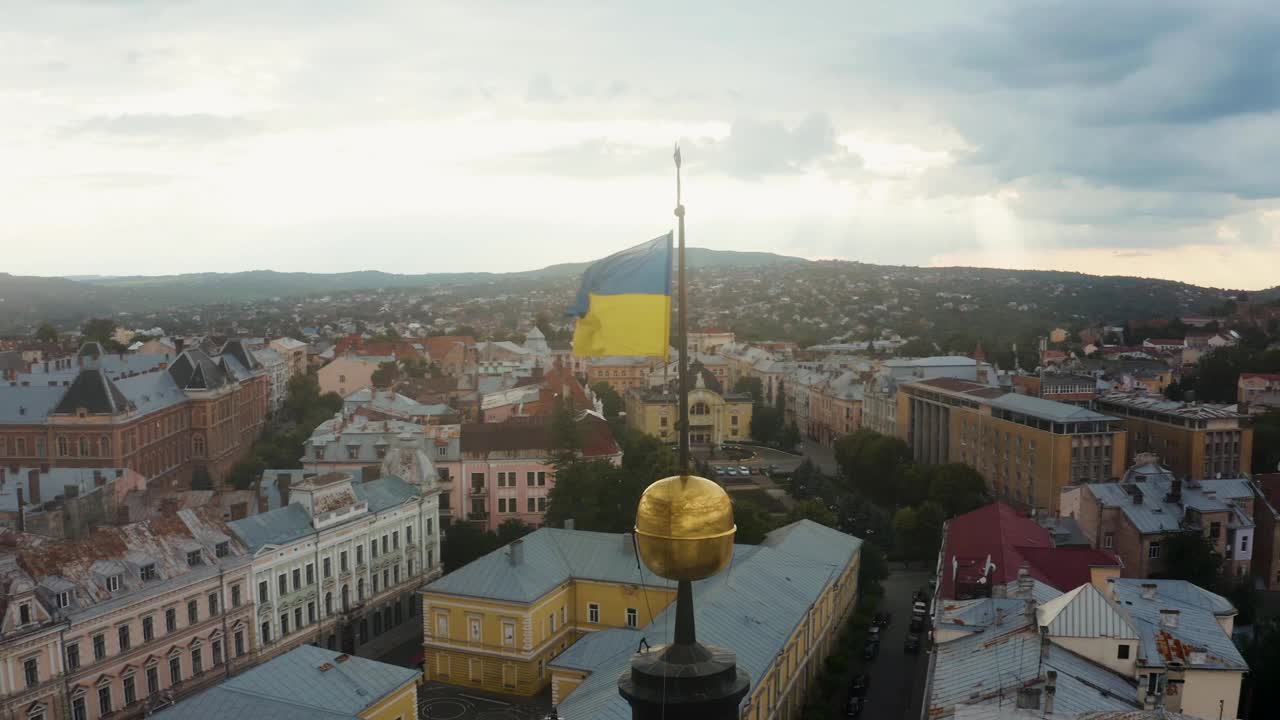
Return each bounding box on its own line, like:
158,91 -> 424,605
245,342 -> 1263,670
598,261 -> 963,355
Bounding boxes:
5,1 -> 1280,288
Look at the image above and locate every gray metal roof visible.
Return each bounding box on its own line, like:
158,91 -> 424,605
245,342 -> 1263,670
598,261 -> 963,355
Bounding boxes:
1106,578 -> 1243,671
1087,473 -> 1257,535
988,393 -> 1116,423
228,503 -> 314,551
153,644 -> 419,720
548,628 -> 644,673
1097,392 -> 1243,420
1038,584 -> 1138,639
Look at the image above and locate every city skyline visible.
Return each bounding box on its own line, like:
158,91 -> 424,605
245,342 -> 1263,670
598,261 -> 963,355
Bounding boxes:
5,1 -> 1280,289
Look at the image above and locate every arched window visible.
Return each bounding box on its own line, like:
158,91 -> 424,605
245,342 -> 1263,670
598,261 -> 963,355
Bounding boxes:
691,402 -> 710,416
341,585 -> 350,612
357,578 -> 365,602
100,435 -> 111,456
193,435 -> 205,457
57,436 -> 68,457
79,437 -> 90,456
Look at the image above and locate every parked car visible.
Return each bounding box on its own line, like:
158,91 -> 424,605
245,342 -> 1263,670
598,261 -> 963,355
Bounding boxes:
713,466 -> 726,476
912,600 -> 927,616
738,466 -> 750,475
867,626 -> 881,641
849,673 -> 869,697
873,612 -> 893,628
863,639 -> 879,660
904,632 -> 922,654
844,695 -> 864,717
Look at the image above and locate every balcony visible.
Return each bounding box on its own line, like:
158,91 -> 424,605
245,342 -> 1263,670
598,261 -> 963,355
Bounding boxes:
469,486 -> 488,497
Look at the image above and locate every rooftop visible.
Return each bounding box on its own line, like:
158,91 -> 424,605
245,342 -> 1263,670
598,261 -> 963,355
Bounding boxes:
1096,392 -> 1244,421
153,645 -> 419,720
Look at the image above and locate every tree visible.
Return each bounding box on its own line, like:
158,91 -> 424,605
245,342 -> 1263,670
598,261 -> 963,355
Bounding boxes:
34,322 -> 58,343
1156,531 -> 1222,589
926,464 -> 989,517
370,360 -> 399,389
591,382 -> 623,420
780,421 -> 802,453
731,496 -> 776,544
859,542 -> 889,595
81,317 -> 117,345
834,429 -> 912,506
896,337 -> 936,357
544,428 -> 677,533
441,522 -> 502,572
894,502 -> 944,562
496,519 -> 536,545
749,406 -> 783,445
227,455 -> 266,490
787,499 -> 837,528
731,376 -> 764,404
549,398 -> 582,471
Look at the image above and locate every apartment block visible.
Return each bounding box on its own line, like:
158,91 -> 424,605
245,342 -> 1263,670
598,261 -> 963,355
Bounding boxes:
1096,391 -> 1252,479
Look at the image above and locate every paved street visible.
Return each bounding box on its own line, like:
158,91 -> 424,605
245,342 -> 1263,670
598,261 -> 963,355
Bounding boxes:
852,568 -> 931,720
418,682 -> 550,720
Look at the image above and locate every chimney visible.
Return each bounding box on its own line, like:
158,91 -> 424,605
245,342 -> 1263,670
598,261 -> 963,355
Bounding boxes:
175,337 -> 185,354
279,472 -> 291,507
1169,478 -> 1182,504
509,539 -> 524,566
1160,609 -> 1180,628
27,469 -> 41,506
564,518 -> 575,530
1141,583 -> 1157,600
1044,670 -> 1057,716
16,487 -> 24,532
1017,563 -> 1033,598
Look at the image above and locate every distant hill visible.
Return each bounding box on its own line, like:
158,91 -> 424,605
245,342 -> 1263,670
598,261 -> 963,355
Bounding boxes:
0,248 -> 808,331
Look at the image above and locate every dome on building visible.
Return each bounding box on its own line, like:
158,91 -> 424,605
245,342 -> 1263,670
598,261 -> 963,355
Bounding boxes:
380,433 -> 438,491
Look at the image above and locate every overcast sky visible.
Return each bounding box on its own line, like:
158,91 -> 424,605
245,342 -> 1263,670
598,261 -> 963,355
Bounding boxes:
5,1 -> 1280,288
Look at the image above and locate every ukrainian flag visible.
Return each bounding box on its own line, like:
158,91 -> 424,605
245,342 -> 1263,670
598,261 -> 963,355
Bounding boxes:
568,233 -> 673,358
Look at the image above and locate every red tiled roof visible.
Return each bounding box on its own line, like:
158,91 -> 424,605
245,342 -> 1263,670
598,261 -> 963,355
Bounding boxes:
334,335 -> 420,360
460,415 -> 619,457
1015,546 -> 1120,592
424,335 -> 476,360
941,502 -> 1050,599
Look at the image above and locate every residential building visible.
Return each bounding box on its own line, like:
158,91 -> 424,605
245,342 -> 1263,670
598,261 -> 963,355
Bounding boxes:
0,341 -> 268,491
716,342 -> 790,406
899,377 -> 1126,513
423,336 -> 477,377
648,353 -> 731,389
1237,372 -> 1280,414
687,328 -> 735,354
229,452 -> 442,662
586,355 -> 661,394
153,645 -> 418,720
0,507 -> 256,720
317,354 -> 394,397
625,367 -> 752,447
456,413 -> 621,531
0,466 -> 147,539
1049,327 -> 1069,344
1061,460 -> 1260,580
861,356 -> 987,437
422,520 -> 861,720
1252,473 -> 1280,591
1013,372 -> 1098,407
1095,391 -> 1252,479
343,388 -> 456,424
268,337 -> 309,380
250,346 -> 289,415
1078,359 -> 1175,396
924,576 -> 1247,720
938,501 -> 1121,601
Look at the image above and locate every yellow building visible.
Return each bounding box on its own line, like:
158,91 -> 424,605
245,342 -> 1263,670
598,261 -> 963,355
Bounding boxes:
897,377 -> 1127,514
153,644 -> 419,720
625,367 -> 753,446
1095,391 -> 1253,480
422,521 -> 861,720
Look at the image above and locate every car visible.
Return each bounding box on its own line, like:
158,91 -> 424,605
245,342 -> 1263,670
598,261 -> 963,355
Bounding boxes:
863,640 -> 879,660
909,616 -> 924,633
738,466 -> 750,475
904,632 -> 922,654
844,695 -> 864,717
713,466 -> 726,476
867,626 -> 881,640
873,612 -> 892,628
849,673 -> 869,697
912,600 -> 927,616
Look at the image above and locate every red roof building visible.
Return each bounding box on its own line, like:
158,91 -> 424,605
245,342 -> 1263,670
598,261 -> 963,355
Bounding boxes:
940,502 -> 1121,600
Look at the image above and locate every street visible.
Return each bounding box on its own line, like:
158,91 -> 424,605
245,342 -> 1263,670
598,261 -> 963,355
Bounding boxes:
851,568 -> 931,720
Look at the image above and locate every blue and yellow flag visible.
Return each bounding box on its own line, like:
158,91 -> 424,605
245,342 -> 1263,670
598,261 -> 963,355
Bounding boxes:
567,233 -> 673,357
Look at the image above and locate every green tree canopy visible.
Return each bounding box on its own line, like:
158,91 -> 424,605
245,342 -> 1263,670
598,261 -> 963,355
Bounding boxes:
926,464 -> 990,517
34,322 -> 58,343
750,406 -> 784,446
81,317 -> 117,346
731,496 -> 776,544
1156,531 -> 1222,590
731,376 -> 764,404
496,518 -> 536,545
834,429 -> 913,506
441,522 -> 502,572
370,360 -> 398,389
590,382 -> 624,420
786,498 -> 837,528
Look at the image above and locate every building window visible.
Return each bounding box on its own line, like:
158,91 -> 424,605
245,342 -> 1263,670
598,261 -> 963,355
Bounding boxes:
526,471 -> 535,486
118,625 -> 131,651
1103,533 -> 1114,549
71,696 -> 86,720
123,673 -> 136,706
166,608 -> 176,632
107,574 -> 121,592
537,471 -> 547,486
232,584 -> 242,608
278,574 -> 288,595
589,603 -> 600,623
626,608 -> 638,628
356,546 -> 364,566
146,665 -> 159,696
234,629 -> 245,657
1149,542 -> 1161,559
142,616 -> 154,642
527,497 -> 536,512
308,602 -> 317,624
186,550 -> 202,566
66,643 -> 80,671
215,541 -> 229,558
258,580 -> 269,604
212,638 -> 224,666
340,551 -> 349,572
92,633 -> 105,660
18,603 -> 30,625
97,685 -> 112,716
323,557 -> 332,579
280,612 -> 290,636
292,568 -> 302,590
325,592 -> 333,615
261,620 -> 272,644
56,591 -> 70,609
1242,536 -> 1250,552
392,530 -> 399,549
187,599 -> 199,624
191,647 -> 203,676
1118,644 -> 1130,659
23,658 -> 38,688
169,654 -> 182,684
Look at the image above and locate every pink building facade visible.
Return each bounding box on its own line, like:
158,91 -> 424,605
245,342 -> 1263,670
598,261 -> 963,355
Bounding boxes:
0,507 -> 256,720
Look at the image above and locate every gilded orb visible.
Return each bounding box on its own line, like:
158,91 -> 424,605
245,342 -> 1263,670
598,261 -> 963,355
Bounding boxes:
634,474 -> 736,581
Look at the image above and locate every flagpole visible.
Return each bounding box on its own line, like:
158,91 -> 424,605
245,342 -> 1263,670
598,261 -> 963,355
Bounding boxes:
674,144 -> 690,476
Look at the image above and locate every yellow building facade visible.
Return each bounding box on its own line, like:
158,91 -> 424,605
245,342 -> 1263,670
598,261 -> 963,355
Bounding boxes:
625,381 -> 753,446
422,522 -> 862,720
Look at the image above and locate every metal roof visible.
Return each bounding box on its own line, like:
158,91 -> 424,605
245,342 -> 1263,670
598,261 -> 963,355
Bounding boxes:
153,644 -> 418,720
1087,474 -> 1257,535
228,503 -> 314,551
987,393 -> 1116,423
1097,392 -> 1244,420
549,628 -> 644,673
1106,579 -> 1243,671
1038,584 -> 1138,639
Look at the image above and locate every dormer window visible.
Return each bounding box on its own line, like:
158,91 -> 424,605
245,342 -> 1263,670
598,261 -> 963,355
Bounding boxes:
215,542 -> 229,558
106,575 -> 121,592
19,603 -> 31,625
187,550 -> 202,566
141,564 -> 157,581
376,445 -> 388,459
56,591 -> 71,609
346,445 -> 359,460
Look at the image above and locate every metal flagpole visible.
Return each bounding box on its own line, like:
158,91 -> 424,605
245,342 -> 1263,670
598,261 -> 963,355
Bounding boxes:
674,144 -> 689,476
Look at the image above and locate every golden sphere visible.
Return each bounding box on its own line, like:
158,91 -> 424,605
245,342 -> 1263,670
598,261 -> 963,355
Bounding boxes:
634,474 -> 736,581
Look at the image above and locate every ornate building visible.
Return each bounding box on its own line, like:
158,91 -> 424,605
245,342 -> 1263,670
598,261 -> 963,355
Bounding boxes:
625,366 -> 753,447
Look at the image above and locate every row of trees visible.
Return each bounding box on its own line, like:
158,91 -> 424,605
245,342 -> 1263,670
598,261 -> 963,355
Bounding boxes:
224,374 -> 343,489
729,376 -> 800,451
370,356 -> 438,388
